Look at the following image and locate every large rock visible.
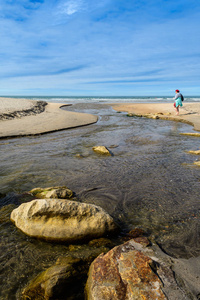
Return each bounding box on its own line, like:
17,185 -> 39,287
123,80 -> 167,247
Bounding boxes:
85,240 -> 167,300
10,199 -> 117,242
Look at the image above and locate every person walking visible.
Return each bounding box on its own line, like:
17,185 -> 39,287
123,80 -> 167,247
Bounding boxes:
173,89 -> 183,115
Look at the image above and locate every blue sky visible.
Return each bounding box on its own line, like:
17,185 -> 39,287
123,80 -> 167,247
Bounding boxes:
0,0 -> 200,96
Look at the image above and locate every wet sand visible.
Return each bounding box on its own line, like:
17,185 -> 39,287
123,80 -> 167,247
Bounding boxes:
0,98 -> 98,138
1,98 -> 200,139
111,102 -> 200,131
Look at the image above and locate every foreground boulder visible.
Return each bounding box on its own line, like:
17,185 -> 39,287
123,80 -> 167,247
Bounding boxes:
10,199 -> 117,242
85,239 -> 167,300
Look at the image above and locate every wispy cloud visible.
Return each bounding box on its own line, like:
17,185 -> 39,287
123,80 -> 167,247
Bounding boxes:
57,0 -> 84,16
0,64 -> 88,79
0,0 -> 200,95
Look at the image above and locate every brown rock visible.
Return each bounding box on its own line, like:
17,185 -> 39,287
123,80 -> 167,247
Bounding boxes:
127,228 -> 145,238
122,228 -> 147,243
85,240 -> 166,300
133,236 -> 150,247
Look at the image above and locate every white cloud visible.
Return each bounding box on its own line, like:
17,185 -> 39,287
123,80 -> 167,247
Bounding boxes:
58,0 -> 84,16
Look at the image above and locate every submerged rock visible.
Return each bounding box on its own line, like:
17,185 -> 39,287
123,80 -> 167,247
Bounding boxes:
29,186 -> 74,199
126,228 -> 146,238
85,240 -> 167,300
92,146 -> 112,155
10,199 -> 118,242
21,256 -> 87,300
21,246 -> 112,300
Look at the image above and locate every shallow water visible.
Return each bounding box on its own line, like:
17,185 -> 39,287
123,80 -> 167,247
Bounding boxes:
0,103 -> 200,299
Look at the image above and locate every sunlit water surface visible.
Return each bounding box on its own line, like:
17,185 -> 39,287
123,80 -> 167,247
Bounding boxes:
0,103 -> 200,299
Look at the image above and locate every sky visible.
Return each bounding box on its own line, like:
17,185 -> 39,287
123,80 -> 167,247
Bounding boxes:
0,0 -> 200,96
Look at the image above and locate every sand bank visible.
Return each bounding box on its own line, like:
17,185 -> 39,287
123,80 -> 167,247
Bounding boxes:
0,98 -> 98,138
0,97 -> 39,114
111,102 -> 200,131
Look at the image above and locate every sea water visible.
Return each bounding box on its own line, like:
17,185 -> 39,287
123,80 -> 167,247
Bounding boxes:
4,95 -> 200,104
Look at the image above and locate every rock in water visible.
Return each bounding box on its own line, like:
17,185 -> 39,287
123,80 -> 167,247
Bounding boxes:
29,186 -> 74,199
85,240 -> 167,300
188,150 -> 200,155
21,256 -> 89,300
10,199 -> 117,242
92,146 -> 111,155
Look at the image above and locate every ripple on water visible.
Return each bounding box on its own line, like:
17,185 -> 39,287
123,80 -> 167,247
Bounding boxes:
0,103 -> 200,298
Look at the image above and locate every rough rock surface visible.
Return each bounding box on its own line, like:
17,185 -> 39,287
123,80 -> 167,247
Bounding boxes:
188,150 -> 200,155
85,239 -> 189,300
10,199 -> 117,242
92,146 -> 111,155
86,240 -> 167,300
29,186 -> 74,199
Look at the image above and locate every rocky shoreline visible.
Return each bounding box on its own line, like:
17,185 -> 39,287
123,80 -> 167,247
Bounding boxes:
6,186 -> 200,300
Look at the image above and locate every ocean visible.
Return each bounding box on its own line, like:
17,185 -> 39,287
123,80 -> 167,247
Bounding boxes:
3,95 -> 200,104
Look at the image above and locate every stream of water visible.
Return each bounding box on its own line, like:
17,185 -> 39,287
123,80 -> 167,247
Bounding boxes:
0,102 -> 200,299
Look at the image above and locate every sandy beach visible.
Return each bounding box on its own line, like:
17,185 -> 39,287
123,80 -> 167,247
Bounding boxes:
111,102 -> 200,131
0,98 -> 98,138
1,98 -> 200,139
